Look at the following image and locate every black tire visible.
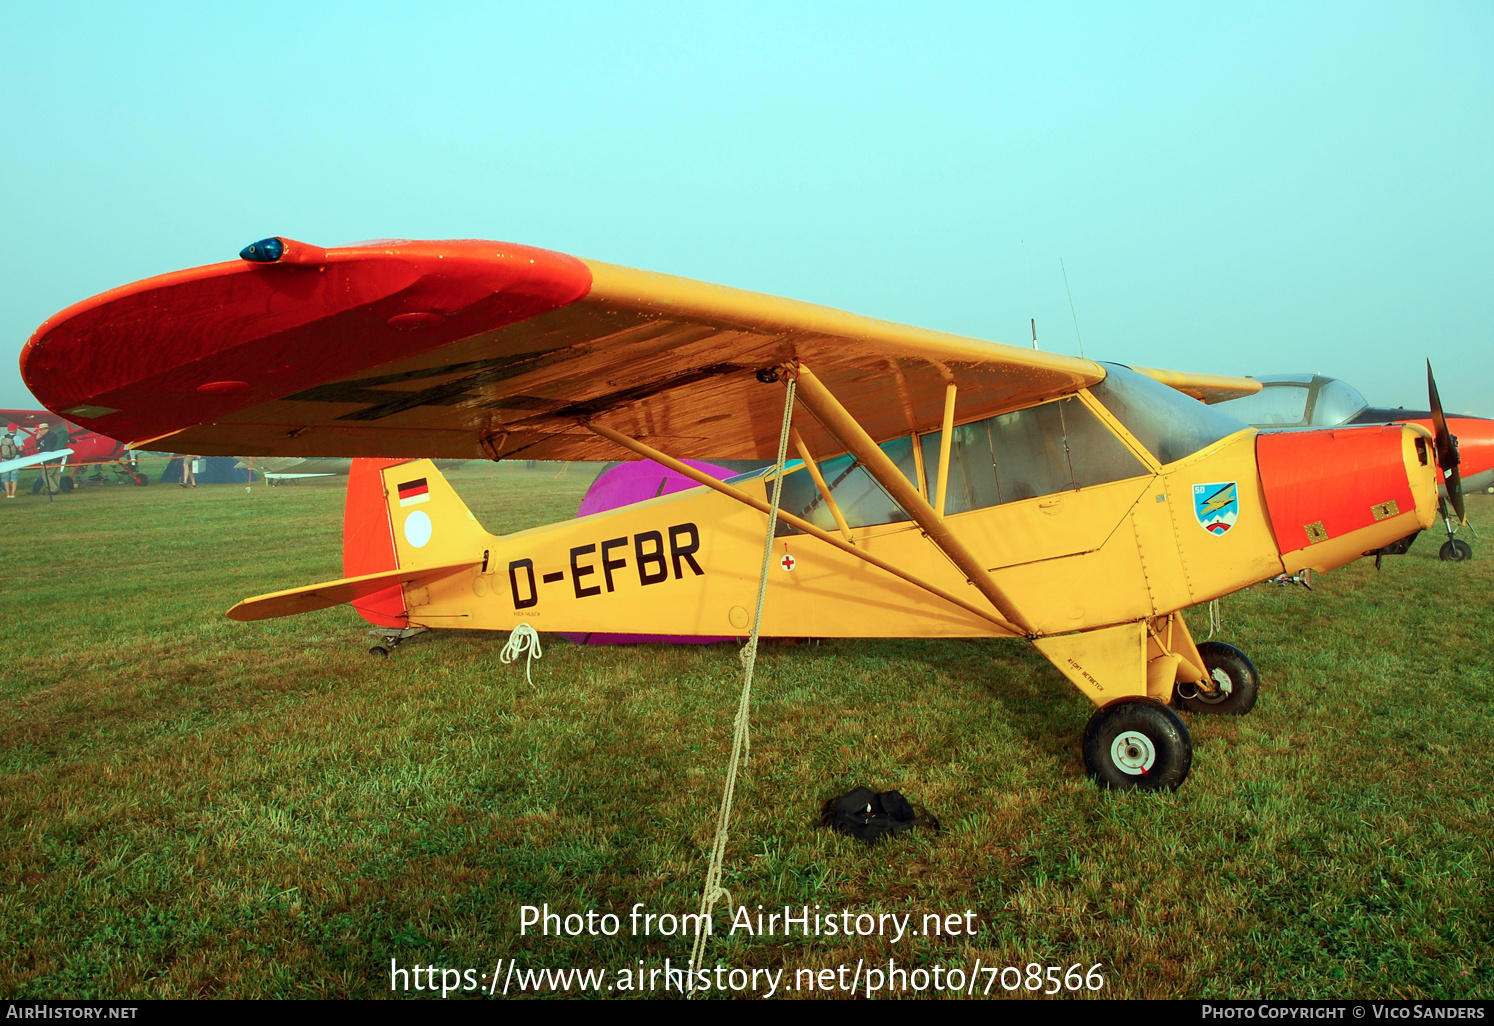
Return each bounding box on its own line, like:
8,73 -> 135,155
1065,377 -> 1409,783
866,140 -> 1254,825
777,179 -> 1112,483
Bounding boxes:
369,645 -> 390,658
134,473 -> 148,486
1175,641 -> 1259,715
58,476 -> 74,493
1082,699 -> 1192,791
1439,539 -> 1473,562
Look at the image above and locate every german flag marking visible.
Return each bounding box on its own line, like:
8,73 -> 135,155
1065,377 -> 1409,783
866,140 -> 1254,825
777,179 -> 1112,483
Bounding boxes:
397,478 -> 430,507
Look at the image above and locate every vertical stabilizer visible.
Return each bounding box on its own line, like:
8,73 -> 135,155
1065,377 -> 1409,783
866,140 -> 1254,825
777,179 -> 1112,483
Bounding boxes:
380,460 -> 491,567
344,458 -> 492,628
379,459 -> 493,628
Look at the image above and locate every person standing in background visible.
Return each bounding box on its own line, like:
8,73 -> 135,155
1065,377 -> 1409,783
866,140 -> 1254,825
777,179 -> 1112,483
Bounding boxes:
1,426 -> 19,498
34,422 -> 63,495
181,454 -> 197,488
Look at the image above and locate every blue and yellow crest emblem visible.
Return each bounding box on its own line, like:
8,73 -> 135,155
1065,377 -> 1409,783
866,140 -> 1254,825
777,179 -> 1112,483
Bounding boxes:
1192,481 -> 1239,536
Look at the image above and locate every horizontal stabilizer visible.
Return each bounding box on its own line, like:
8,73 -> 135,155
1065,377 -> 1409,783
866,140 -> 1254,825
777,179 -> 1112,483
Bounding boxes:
227,560 -> 479,622
0,447 -> 75,474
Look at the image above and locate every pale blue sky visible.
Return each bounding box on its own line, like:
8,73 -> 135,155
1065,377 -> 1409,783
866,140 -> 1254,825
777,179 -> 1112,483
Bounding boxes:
3,3 -> 1490,417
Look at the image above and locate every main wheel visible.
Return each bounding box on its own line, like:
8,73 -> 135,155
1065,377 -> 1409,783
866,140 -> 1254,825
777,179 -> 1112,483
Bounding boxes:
58,476 -> 74,493
1175,641 -> 1259,715
1439,539 -> 1473,562
1082,700 -> 1192,791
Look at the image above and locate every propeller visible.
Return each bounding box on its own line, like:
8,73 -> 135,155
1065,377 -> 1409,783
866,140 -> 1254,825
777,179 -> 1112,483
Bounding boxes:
1426,360 -> 1465,522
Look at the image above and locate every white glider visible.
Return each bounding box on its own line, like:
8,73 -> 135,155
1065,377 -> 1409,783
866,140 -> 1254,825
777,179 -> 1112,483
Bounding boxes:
0,447 -> 75,475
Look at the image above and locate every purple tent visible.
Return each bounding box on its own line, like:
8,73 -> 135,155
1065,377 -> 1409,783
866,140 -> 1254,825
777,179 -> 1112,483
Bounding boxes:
565,459 -> 737,645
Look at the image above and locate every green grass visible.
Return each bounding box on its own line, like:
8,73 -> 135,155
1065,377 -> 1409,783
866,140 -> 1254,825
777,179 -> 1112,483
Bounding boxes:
1,464 -> 1490,999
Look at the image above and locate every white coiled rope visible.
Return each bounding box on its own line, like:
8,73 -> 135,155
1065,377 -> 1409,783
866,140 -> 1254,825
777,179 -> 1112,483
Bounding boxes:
501,623 -> 543,687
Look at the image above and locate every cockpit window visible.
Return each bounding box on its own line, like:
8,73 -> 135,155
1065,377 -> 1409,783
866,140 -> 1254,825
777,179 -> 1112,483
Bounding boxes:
1309,378 -> 1368,426
1213,384 -> 1310,426
1089,363 -> 1247,464
771,435 -> 918,534
921,395 -> 1148,515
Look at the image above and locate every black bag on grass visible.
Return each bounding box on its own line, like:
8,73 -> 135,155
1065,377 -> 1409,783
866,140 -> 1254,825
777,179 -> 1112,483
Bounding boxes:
820,786 -> 939,846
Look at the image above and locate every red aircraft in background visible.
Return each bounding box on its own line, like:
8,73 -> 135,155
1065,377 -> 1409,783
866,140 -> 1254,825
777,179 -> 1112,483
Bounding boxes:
1213,372 -> 1490,561
1,409 -> 147,488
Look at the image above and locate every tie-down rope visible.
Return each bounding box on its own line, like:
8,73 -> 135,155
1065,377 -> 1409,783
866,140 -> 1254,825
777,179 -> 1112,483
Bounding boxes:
688,374 -> 797,985
501,623 -> 543,687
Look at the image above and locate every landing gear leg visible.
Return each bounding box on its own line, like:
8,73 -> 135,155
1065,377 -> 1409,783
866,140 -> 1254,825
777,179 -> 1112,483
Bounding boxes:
368,626 -> 427,657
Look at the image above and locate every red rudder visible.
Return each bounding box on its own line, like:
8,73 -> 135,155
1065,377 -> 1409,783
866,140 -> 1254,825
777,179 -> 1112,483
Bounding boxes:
344,458 -> 409,627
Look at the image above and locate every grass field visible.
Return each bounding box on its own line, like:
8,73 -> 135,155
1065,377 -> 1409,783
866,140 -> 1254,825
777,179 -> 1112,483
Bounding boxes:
1,463 -> 1491,1000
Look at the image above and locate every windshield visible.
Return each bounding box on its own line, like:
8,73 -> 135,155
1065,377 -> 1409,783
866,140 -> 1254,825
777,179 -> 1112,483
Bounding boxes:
1309,378 -> 1368,426
1089,364 -> 1248,464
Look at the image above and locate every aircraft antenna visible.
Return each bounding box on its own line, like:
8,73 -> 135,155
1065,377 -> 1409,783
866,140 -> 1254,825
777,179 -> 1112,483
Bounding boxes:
1061,257 -> 1085,359
1022,240 -> 1038,350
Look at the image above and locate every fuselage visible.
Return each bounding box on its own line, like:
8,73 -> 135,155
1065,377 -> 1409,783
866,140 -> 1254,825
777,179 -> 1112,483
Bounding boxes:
378,367 -> 1439,641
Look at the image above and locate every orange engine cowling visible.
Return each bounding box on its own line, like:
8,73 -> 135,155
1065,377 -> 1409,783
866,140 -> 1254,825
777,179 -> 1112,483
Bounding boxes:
1256,425 -> 1439,573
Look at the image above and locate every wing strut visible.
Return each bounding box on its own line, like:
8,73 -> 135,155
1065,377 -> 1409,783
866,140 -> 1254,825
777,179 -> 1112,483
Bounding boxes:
584,421 -> 1023,635
793,363 -> 1038,637
935,383 -> 956,519
789,428 -> 854,542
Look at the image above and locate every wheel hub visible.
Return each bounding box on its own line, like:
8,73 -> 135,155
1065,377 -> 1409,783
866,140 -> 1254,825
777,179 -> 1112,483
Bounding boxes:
1110,730 -> 1157,775
1200,667 -> 1235,702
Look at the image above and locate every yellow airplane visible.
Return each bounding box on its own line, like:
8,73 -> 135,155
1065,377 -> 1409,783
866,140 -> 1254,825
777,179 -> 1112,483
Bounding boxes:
21,238 -> 1445,790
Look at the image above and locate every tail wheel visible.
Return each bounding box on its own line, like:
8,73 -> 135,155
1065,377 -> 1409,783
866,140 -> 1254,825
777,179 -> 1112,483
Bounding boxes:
1082,700 -> 1192,791
1175,641 -> 1259,716
1439,539 -> 1473,562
